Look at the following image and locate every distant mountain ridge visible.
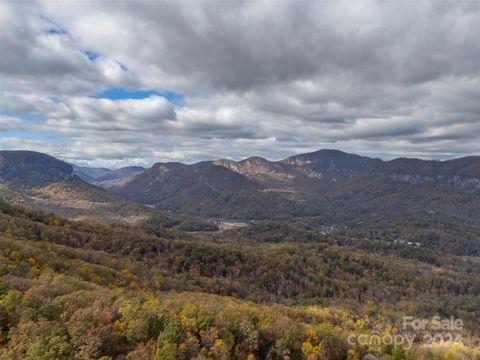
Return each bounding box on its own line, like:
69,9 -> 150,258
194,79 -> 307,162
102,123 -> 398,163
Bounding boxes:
3,148 -> 480,255
72,164 -> 145,187
221,149 -> 480,190
0,150 -> 211,230
70,164 -> 111,183
281,149 -> 480,183
0,150 -> 145,222
4,148 -> 480,198
112,149 -> 480,209
106,149 -> 480,255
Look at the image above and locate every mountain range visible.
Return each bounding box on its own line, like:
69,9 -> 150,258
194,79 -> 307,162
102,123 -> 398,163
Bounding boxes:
2,148 -> 480,359
0,150 -> 212,231
2,148 -> 480,255
112,149 -> 480,217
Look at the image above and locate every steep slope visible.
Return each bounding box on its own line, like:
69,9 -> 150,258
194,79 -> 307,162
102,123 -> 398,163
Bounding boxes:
0,151 -> 150,223
0,151 -> 75,186
281,149 -> 480,187
277,150 -> 480,254
0,151 -> 212,229
111,149 -> 480,255
114,149 -> 480,221
214,156 -> 294,184
111,161 -> 303,218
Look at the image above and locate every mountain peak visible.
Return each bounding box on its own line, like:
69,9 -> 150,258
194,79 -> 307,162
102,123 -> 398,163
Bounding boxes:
281,149 -> 382,174
240,156 -> 269,164
0,150 -> 74,186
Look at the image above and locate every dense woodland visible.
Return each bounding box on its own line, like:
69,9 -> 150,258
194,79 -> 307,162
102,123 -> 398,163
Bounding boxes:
1,199 -> 480,359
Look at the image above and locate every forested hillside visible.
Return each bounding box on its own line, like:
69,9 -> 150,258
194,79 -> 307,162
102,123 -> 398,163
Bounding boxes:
0,151 -> 216,232
110,150 -> 480,257
1,200 -> 480,359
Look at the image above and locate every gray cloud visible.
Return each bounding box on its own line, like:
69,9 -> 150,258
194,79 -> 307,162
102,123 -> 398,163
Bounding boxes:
1,0 -> 480,167
0,1 -> 140,98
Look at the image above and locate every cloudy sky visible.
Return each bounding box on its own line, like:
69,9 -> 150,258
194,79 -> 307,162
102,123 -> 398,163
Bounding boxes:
1,0 -> 480,167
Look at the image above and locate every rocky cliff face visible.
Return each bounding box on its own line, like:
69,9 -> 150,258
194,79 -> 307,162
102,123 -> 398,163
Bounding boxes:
214,157 -> 294,182
213,150 -> 480,191
108,149 -> 480,224
378,157 -> 480,191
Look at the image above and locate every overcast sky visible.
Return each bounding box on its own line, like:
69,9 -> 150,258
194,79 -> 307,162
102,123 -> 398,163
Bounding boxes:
1,0 -> 480,167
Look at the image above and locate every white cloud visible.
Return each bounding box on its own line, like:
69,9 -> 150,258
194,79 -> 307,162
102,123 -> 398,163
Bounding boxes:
0,116 -> 29,132
1,0 -> 480,166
